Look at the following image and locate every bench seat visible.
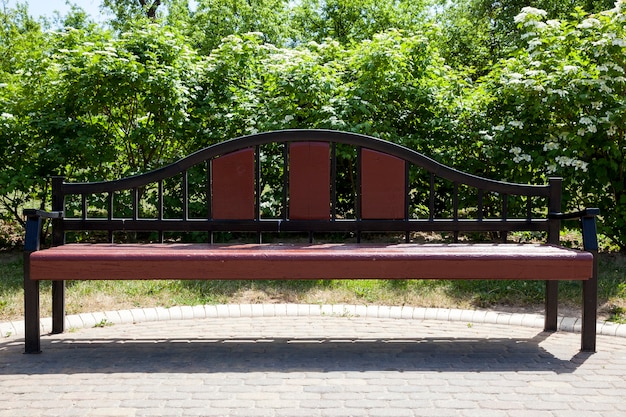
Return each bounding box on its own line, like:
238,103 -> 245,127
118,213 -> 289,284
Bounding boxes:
29,243 -> 594,281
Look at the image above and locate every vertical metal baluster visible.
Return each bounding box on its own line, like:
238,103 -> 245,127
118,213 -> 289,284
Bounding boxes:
81,194 -> 87,221
501,194 -> 508,242
331,142 -> 337,222
158,180 -> 164,243
429,173 -> 435,222
526,195 -> 533,222
108,192 -> 113,243
356,147 -> 362,243
453,182 -> 459,243
182,170 -> 189,221
283,143 -> 289,222
453,183 -> 459,220
132,188 -> 138,243
132,187 -> 139,221
108,192 -> 114,219
405,163 -> 410,243
477,189 -> 484,221
207,160 -> 213,244
256,145 -> 261,244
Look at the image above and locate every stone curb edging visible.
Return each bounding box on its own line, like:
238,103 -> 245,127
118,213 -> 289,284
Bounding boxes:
1,304 -> 625,339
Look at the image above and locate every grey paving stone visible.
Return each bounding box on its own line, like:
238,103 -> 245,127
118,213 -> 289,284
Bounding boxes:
2,307 -> 626,417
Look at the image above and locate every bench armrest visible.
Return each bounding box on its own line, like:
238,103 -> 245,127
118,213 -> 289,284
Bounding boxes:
23,209 -> 64,219
23,209 -> 64,252
549,208 -> 600,251
548,208 -> 600,220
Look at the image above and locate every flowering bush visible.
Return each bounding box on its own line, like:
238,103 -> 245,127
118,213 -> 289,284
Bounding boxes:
0,218 -> 22,249
476,3 -> 626,248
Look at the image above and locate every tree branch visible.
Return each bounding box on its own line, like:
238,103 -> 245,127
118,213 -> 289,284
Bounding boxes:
147,0 -> 161,19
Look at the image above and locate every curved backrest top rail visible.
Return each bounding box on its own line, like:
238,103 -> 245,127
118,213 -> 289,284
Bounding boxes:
58,129 -> 555,197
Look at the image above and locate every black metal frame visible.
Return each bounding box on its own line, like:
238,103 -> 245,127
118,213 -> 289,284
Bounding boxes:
23,129 -> 600,353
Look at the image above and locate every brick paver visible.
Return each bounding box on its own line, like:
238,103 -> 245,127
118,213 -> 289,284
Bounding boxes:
1,306 -> 625,417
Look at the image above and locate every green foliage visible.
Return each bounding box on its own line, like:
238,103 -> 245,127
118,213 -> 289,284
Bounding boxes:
476,4 -> 626,248
435,0 -> 616,75
54,22 -> 203,175
0,3 -> 50,219
3,0 -> 626,250
191,28 -> 452,144
102,0 -> 169,27
0,8 -> 205,221
188,0 -> 294,54
290,0 -> 427,45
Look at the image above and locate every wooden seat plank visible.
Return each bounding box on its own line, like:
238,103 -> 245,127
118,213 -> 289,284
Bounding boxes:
29,243 -> 593,281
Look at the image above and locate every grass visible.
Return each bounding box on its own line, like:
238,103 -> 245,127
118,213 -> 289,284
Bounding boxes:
2,245 -> 625,323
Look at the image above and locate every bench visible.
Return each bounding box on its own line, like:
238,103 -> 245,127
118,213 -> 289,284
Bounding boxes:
23,129 -> 600,354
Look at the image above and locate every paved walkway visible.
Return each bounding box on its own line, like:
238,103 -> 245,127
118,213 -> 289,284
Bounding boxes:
1,305 -> 626,417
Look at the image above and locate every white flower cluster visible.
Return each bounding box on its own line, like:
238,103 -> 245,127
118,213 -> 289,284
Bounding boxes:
509,147 -> 532,163
1,112 -> 14,128
547,88 -> 568,97
507,72 -> 524,82
578,116 -> 598,135
597,62 -> 625,73
528,38 -> 543,50
554,156 -> 589,172
543,142 -> 560,151
563,65 -> 579,74
528,21 -> 547,30
608,124 -> 618,136
612,38 -> 626,47
514,7 -> 548,24
546,19 -> 561,28
579,116 -> 593,124
479,130 -> 494,141
578,18 -> 601,29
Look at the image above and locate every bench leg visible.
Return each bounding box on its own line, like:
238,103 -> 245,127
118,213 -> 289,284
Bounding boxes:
23,253 -> 41,354
52,281 -> 66,334
544,281 -> 558,332
581,254 -> 598,352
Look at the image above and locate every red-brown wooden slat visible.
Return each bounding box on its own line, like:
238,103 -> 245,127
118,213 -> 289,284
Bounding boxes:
361,149 -> 406,219
289,142 -> 330,220
29,243 -> 594,281
211,149 -> 255,219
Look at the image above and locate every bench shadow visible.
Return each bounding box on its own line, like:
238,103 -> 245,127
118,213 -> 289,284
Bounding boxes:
0,332 -> 591,376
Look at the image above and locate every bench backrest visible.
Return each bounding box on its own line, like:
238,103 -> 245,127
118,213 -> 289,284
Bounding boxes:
49,130 -> 562,245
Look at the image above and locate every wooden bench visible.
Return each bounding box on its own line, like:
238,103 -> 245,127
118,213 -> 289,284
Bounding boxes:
23,129 -> 600,354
